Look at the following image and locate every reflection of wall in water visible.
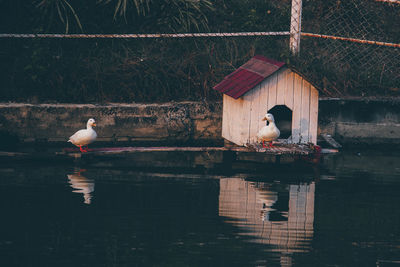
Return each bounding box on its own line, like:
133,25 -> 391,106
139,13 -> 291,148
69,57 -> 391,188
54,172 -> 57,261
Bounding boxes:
67,170 -> 95,204
219,178 -> 314,259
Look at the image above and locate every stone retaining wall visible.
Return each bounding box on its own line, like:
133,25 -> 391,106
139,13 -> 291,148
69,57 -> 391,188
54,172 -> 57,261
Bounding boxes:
318,98 -> 400,145
0,98 -> 399,147
0,102 -> 222,147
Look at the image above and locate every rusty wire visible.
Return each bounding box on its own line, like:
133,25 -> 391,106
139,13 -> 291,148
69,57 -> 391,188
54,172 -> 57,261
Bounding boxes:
375,0 -> 400,4
301,33 -> 400,48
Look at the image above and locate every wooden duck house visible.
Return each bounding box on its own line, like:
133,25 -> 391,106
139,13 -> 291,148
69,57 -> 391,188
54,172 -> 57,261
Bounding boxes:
214,55 -> 319,146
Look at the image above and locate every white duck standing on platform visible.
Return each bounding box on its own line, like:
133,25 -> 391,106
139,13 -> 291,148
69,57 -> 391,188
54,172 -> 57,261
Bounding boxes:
257,113 -> 280,148
68,118 -> 97,152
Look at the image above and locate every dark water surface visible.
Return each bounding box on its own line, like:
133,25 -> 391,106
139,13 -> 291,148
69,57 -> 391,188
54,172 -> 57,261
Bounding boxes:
0,149 -> 399,266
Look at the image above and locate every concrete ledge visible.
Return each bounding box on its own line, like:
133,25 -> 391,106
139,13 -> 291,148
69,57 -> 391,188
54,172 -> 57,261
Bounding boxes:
0,102 -> 222,148
318,98 -> 400,145
1,98 -> 400,147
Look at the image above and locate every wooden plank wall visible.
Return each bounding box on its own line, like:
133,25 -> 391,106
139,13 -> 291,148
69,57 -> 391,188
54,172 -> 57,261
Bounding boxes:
222,94 -> 244,145
309,85 -> 319,144
222,68 -> 319,146
300,78 -> 311,143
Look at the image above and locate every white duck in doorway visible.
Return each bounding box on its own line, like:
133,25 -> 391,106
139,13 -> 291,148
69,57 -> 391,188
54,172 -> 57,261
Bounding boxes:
257,113 -> 280,148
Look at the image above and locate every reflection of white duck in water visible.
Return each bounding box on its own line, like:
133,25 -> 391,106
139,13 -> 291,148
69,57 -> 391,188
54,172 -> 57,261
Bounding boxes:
68,118 -> 97,152
252,183 -> 279,221
257,113 -> 280,148
67,169 -> 95,204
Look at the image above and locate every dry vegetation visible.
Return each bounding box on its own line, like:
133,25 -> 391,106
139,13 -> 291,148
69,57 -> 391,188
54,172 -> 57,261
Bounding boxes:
0,0 -> 398,103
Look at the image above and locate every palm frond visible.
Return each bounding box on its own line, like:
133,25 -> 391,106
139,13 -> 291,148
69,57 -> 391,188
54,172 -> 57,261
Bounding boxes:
36,0 -> 82,33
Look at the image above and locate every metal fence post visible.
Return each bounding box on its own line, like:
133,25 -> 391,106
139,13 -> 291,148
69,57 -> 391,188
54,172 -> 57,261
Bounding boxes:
290,0 -> 303,55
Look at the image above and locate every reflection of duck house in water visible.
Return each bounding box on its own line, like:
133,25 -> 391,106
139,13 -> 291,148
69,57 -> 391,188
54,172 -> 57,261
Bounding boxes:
214,55 -> 319,146
219,178 -> 315,260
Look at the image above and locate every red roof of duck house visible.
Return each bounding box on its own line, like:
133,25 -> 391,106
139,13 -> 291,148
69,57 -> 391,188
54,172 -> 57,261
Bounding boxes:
213,55 -> 285,99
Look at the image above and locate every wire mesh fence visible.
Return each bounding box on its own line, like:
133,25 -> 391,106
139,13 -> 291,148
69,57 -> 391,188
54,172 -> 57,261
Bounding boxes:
0,0 -> 398,102
298,0 -> 400,96
0,0 -> 293,103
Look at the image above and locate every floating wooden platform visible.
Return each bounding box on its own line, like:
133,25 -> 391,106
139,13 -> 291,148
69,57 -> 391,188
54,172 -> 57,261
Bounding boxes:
0,144 -> 338,172
58,143 -> 322,157
50,144 -> 338,171
245,142 -> 317,155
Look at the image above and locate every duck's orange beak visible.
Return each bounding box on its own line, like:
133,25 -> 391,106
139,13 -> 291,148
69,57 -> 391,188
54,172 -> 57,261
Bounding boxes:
92,123 -> 96,127
261,117 -> 267,121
